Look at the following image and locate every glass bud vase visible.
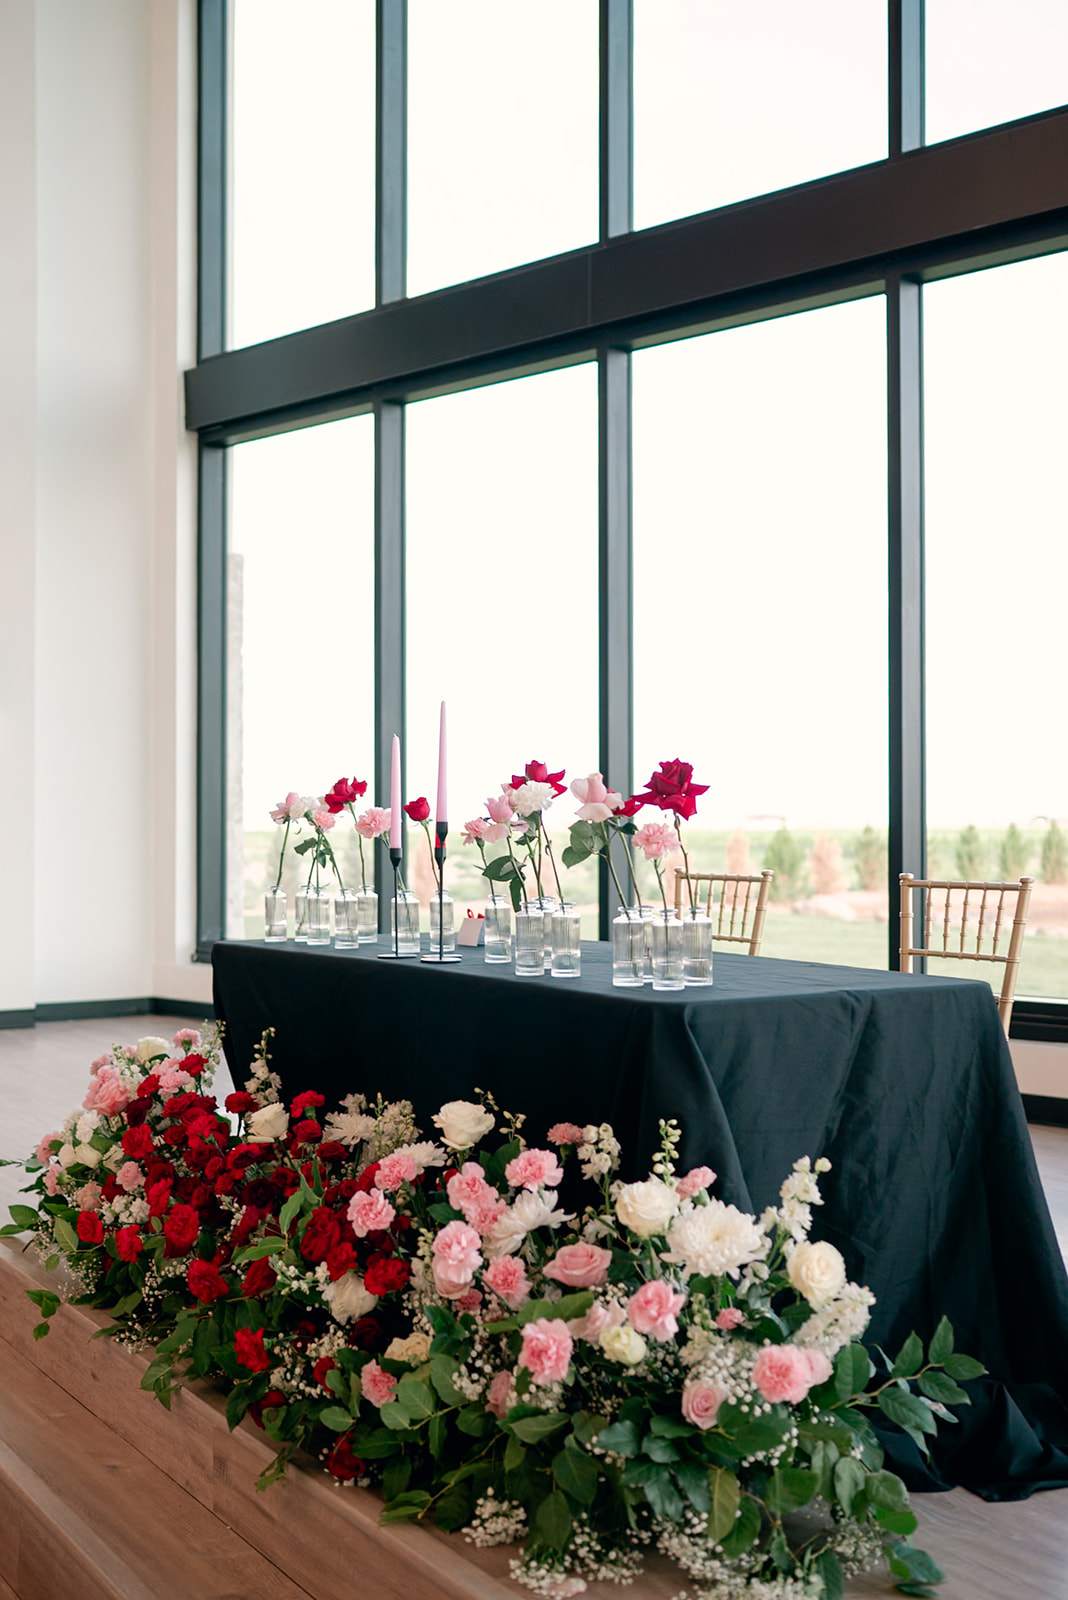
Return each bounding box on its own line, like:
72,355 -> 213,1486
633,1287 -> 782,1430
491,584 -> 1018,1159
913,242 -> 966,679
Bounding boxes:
356,887 -> 378,943
305,886 -> 332,945
650,908 -> 685,991
264,885 -> 287,942
429,889 -> 456,953
550,902 -> 582,978
612,907 -> 645,987
484,894 -> 512,964
293,884 -> 312,942
514,903 -> 545,976
534,894 -> 559,970
334,888 -> 360,949
389,887 -> 421,955
681,906 -> 714,986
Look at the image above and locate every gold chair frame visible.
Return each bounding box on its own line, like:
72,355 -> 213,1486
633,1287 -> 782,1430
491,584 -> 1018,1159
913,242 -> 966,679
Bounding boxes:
898,873 -> 1034,1033
673,870 -> 774,956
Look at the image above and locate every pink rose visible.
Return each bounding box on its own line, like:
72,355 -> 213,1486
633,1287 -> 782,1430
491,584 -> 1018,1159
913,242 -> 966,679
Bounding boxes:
715,1307 -> 744,1330
482,821 -> 511,844
633,822 -> 680,861
74,1181 -> 101,1210
447,1161 -> 498,1218
432,1220 -> 483,1299
483,1255 -> 531,1310
546,1122 -> 584,1146
677,1166 -> 716,1201
571,772 -> 624,824
462,818 -> 489,846
486,795 -> 515,824
486,1370 -> 516,1418
518,1318 -> 573,1386
504,1148 -> 564,1192
544,1242 -> 613,1289
375,1151 -> 419,1192
270,791 -> 303,823
567,1298 -> 626,1342
361,1359 -> 397,1407
355,806 -> 391,839
627,1279 -> 686,1342
802,1348 -> 834,1387
83,1066 -> 133,1117
347,1188 -> 397,1238
681,1379 -> 727,1430
752,1344 -> 818,1405
36,1131 -> 62,1165
116,1161 -> 145,1192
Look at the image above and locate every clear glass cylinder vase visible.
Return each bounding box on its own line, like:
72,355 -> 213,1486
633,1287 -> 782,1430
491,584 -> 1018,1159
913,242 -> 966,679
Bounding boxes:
294,884 -> 312,941
263,885 -> 287,942
550,903 -> 582,978
484,894 -> 512,964
612,907 -> 645,987
356,887 -> 378,943
334,888 -> 360,948
532,894 -> 559,970
681,906 -> 714,986
514,903 -> 545,976
650,908 -> 685,991
429,889 -> 456,953
389,887 -> 421,955
304,885 -> 332,945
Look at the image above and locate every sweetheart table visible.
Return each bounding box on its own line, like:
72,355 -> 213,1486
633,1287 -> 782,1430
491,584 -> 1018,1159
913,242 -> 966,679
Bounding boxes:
213,936 -> 1068,1502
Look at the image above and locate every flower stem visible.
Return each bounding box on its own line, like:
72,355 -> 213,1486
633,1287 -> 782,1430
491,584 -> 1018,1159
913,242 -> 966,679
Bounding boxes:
620,830 -> 643,910
655,860 -> 669,915
351,805 -> 367,891
421,820 -> 441,892
599,824 -> 629,911
273,818 -> 290,890
543,827 -> 565,901
675,817 -> 696,913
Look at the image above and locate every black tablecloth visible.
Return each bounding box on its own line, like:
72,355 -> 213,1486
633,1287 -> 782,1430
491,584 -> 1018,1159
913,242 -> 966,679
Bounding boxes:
213,936 -> 1068,1501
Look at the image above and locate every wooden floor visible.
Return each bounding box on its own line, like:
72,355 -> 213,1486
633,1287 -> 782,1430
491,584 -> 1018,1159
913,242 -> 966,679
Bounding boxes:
1,1014 -> 1067,1600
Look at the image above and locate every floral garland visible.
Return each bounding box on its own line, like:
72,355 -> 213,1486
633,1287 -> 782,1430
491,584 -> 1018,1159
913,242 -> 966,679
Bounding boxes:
2,1030 -> 985,1599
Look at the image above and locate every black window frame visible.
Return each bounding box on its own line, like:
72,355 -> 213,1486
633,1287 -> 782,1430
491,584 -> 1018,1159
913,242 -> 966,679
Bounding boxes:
188,0 -> 1068,1040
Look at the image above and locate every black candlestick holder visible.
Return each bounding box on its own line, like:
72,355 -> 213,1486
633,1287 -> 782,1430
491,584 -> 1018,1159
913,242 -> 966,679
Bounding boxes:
422,822 -> 461,963
377,846 -> 418,959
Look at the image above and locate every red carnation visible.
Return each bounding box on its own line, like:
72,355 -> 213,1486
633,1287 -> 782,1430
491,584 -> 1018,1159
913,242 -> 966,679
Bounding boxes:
122,1125 -> 153,1160
146,1179 -> 173,1217
187,1258 -> 231,1304
325,1434 -> 366,1481
363,1254 -> 410,1297
182,1053 -> 207,1078
137,1073 -> 161,1100
242,1256 -> 278,1299
292,1119 -> 322,1146
325,776 -> 367,813
325,1243 -> 359,1281
229,1143 -> 261,1171
353,1161 -> 381,1194
76,1210 -> 104,1245
313,1356 -> 339,1392
234,1327 -> 271,1372
632,758 -> 708,821
163,1123 -> 187,1148
510,759 -> 567,796
300,1207 -> 342,1263
316,1141 -> 346,1164
403,796 -> 431,822
163,1203 -> 200,1256
248,1389 -> 286,1429
115,1226 -> 142,1263
291,1091 -> 325,1117
225,1091 -> 258,1116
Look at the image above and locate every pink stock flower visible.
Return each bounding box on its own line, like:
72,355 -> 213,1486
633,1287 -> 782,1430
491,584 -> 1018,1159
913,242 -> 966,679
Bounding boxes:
546,1122 -> 585,1146
347,1188 -> 397,1238
681,1378 -> 727,1430
43,1165 -> 61,1197
462,818 -> 489,846
447,1161 -> 499,1219
518,1318 -> 573,1386
752,1344 -> 819,1405
116,1161 -> 145,1192
486,1370 -> 517,1418
544,1242 -> 613,1289
83,1066 -> 133,1117
483,1255 -> 531,1310
374,1151 -> 420,1192
173,1028 -> 202,1048
627,1279 -> 686,1341
36,1132 -> 61,1166
567,1298 -> 626,1343
677,1166 -> 716,1201
361,1359 -> 397,1408
571,772 -> 624,824
432,1220 -> 483,1298
715,1307 -> 744,1330
504,1148 -> 564,1192
312,808 -> 336,831
486,795 -> 515,825
355,807 -> 392,839
633,822 -> 680,861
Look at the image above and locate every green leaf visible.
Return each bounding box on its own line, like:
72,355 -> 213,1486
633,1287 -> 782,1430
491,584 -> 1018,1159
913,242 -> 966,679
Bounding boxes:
572,1412 -> 608,1447
918,1370 -> 969,1407
643,1472 -> 683,1522
434,1483 -> 473,1533
224,1386 -> 251,1431
834,1343 -> 873,1401
504,1433 -> 526,1472
561,844 -> 593,868
429,1353 -> 465,1404
866,1469 -> 910,1512
892,1332 -> 924,1379
510,1413 -> 570,1445
719,1494 -> 761,1559
383,1457 -> 412,1500
32,1321 -> 50,1340
593,1418 -> 641,1456
674,1461 -> 710,1515
536,1490 -> 572,1551
553,1446 -> 598,1505
887,1543 -> 945,1587
278,1187 -> 305,1235
649,1415 -> 693,1439
768,1527 -> 792,1573
110,1290 -> 143,1319
428,1412 -> 447,1460
766,1466 -> 818,1516
874,1505 -> 919,1537
928,1315 -> 954,1367
643,1435 -> 680,1464
814,1549 -> 845,1600
26,1289 -> 60,1318
54,1216 -> 79,1253
456,1404 -> 494,1438
486,1290 -> 594,1333
379,1400 -> 413,1431
944,1353 -> 986,1382
233,1237 -> 287,1263
395,1379 -> 436,1422
832,1456 -> 866,1515
706,1467 -> 741,1542
509,876 -> 523,913
7,1204 -> 40,1230
483,856 -> 519,882
879,1388 -> 938,1437
320,1405 -> 355,1432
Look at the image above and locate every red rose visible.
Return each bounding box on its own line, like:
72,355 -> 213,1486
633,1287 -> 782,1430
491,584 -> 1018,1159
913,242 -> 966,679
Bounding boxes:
313,1356 -> 339,1391
225,1091 -> 258,1116
403,796 -> 431,822
146,1179 -> 173,1217
510,759 -> 567,796
300,1207 -> 342,1263
234,1326 -> 271,1372
229,1143 -> 261,1171
363,1254 -> 410,1296
325,776 -> 367,813
291,1091 -> 325,1117
325,1434 -> 366,1481
163,1203 -> 200,1256
122,1125 -> 153,1159
242,1256 -> 277,1299
632,758 -> 708,821
248,1388 -> 286,1429
325,1242 -> 359,1281
76,1210 -> 104,1245
316,1141 -> 346,1164
187,1258 -> 231,1303
115,1226 -> 142,1262
616,794 -> 645,817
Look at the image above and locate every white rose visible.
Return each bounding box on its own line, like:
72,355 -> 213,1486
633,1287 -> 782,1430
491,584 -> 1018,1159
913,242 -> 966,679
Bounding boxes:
57,1142 -> 79,1170
103,1144 -> 128,1172
135,1036 -> 171,1064
663,1198 -> 767,1279
74,1143 -> 103,1169
599,1324 -> 648,1365
384,1331 -> 432,1366
615,1178 -> 679,1239
322,1272 -> 378,1325
246,1103 -> 290,1143
432,1100 -> 495,1150
787,1240 -> 847,1309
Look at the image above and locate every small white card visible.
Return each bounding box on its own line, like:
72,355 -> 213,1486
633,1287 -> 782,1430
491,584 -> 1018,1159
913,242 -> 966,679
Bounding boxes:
457,913 -> 485,946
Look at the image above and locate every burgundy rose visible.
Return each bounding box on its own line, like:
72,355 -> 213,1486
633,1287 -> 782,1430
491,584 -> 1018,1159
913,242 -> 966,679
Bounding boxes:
247,1389 -> 286,1429
348,1315 -> 386,1352
115,1226 -> 142,1263
225,1091 -> 258,1116
403,796 -> 431,822
163,1203 -> 200,1256
632,758 -> 708,821
241,1179 -> 278,1210
122,1125 -> 153,1160
363,1254 -> 410,1297
76,1210 -> 104,1245
242,1257 -> 277,1299
324,776 -> 367,814
270,1166 -> 301,1196
234,1327 -> 271,1372
125,1098 -> 150,1128
228,1143 -> 261,1171
233,1205 -> 268,1246
300,1207 -> 342,1263
325,1434 -> 366,1481
187,1259 -> 231,1304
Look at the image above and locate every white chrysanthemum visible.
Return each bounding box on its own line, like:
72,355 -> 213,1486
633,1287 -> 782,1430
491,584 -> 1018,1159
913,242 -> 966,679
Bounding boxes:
392,1140 -> 447,1174
662,1197 -> 767,1279
322,1108 -> 376,1146
483,1189 -> 574,1258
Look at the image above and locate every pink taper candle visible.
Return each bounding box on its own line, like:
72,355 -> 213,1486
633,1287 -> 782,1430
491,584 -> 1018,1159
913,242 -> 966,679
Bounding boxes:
389,735 -> 401,849
435,700 -> 447,828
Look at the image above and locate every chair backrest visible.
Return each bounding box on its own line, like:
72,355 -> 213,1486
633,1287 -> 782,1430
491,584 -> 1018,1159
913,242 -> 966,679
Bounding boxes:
673,870 -> 774,956
898,873 -> 1034,1033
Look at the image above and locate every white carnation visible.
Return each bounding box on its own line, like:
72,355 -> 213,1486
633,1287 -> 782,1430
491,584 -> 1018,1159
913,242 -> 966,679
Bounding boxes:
76,1111 -> 101,1143
615,1177 -> 679,1239
246,1102 -> 290,1143
432,1100 -> 495,1150
392,1141 -> 447,1174
663,1198 -> 767,1279
322,1272 -> 378,1325
510,782 -> 554,817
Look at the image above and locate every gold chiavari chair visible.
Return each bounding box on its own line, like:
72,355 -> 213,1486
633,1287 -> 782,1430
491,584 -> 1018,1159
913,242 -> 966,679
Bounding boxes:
673,870 -> 774,956
898,872 -> 1034,1033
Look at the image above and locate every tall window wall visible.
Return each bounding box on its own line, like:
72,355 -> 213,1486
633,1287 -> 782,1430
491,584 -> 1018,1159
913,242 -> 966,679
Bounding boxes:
189,2 -> 1068,1029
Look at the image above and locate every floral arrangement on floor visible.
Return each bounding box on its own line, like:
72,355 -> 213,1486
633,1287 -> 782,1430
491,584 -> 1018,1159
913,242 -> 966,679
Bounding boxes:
2,1030 -> 986,1600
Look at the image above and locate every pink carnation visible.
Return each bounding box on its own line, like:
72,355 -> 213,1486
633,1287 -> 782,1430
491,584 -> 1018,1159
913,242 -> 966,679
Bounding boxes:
361,1359 -> 397,1407
544,1242 -> 612,1289
483,1255 -> 531,1310
469,1197 -> 508,1236
312,808 -> 336,831
485,1370 -> 516,1418
518,1318 -> 573,1386
116,1161 -> 145,1192
462,818 -> 489,846
681,1378 -> 727,1429
375,1151 -> 419,1192
633,821 -> 679,861
173,1028 -> 202,1048
752,1343 -> 819,1405
627,1279 -> 686,1341
546,1122 -> 584,1146
715,1307 -> 744,1330
157,1065 -> 193,1097
91,1054 -> 113,1071
677,1166 -> 716,1201
567,1298 -> 626,1343
355,806 -> 391,839
36,1131 -> 61,1166
447,1161 -> 498,1218
432,1220 -> 483,1299
504,1148 -> 563,1191
83,1066 -> 133,1117
347,1188 -> 397,1238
